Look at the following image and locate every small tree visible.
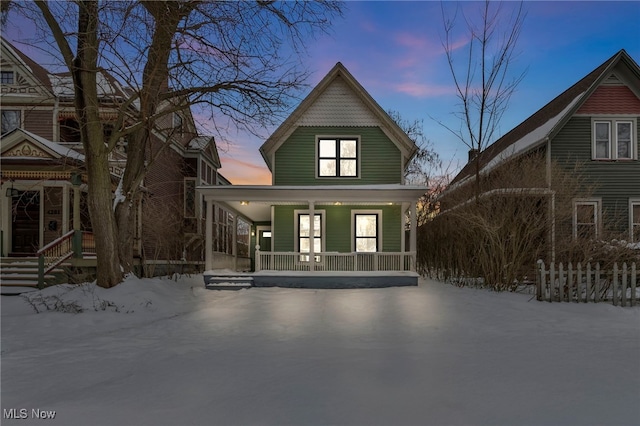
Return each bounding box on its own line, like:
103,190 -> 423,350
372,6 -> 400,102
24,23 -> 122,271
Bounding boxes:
438,0 -> 526,199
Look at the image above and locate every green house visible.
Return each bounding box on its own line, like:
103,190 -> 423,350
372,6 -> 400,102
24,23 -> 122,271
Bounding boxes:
199,63 -> 427,287
445,49 -> 640,257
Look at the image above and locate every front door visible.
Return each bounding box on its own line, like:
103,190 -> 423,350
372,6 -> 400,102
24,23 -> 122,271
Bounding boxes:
258,229 -> 272,252
11,190 -> 40,254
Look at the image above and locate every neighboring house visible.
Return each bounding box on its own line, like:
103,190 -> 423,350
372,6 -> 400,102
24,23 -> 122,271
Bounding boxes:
198,62 -> 427,288
445,49 -> 640,253
0,38 -> 231,286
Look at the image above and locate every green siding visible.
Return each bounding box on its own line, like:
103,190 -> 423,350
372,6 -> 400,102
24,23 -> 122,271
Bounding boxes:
551,116 -> 640,234
274,126 -> 402,185
273,204 -> 402,252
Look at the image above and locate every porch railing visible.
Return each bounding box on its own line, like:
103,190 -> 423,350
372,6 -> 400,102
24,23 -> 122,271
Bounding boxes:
37,231 -> 95,288
255,248 -> 415,272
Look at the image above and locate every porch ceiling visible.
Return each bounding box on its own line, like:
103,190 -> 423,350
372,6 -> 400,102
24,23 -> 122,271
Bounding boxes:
198,184 -> 427,222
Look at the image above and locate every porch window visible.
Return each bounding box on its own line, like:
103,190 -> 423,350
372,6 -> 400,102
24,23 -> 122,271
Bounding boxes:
1,109 -> 21,134
298,213 -> 322,261
354,213 -> 378,252
318,137 -> 358,177
631,200 -> 640,243
573,200 -> 600,240
593,119 -> 635,160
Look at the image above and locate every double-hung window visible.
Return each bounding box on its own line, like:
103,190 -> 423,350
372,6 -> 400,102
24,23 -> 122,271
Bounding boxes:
593,119 -> 635,160
297,212 -> 323,262
631,200 -> 640,243
573,199 -> 600,240
318,137 -> 358,177
354,213 -> 380,252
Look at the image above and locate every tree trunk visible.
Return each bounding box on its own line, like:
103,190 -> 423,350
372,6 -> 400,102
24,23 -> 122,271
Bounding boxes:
75,1 -> 123,288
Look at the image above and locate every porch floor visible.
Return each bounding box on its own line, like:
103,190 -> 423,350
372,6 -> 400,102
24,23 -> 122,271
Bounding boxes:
203,270 -> 419,289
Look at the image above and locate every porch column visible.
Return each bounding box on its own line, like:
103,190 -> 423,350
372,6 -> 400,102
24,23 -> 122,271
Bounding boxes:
205,198 -> 213,271
308,200 -> 315,271
409,201 -> 417,272
232,213 -> 237,271
72,178 -> 82,258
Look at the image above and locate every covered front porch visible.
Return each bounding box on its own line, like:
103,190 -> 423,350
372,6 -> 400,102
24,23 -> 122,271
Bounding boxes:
197,184 -> 426,287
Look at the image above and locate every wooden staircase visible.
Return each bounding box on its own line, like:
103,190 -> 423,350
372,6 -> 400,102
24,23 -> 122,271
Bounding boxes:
0,257 -> 66,293
204,273 -> 253,290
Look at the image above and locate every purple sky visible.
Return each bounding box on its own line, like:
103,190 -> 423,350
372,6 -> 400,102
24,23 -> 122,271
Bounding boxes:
4,2 -> 639,184
217,1 -> 640,184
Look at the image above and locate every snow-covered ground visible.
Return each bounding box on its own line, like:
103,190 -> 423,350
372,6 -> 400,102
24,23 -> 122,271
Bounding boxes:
2,275 -> 639,426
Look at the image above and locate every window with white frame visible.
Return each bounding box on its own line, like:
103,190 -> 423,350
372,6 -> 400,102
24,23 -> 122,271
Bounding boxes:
1,109 -> 21,134
297,212 -> 323,261
593,119 -> 635,160
573,200 -> 600,240
318,137 -> 358,177
354,212 -> 380,252
631,200 -> 640,243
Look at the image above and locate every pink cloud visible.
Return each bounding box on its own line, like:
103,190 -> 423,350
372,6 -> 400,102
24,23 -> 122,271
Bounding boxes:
220,155 -> 272,185
394,82 -> 457,98
394,32 -> 427,49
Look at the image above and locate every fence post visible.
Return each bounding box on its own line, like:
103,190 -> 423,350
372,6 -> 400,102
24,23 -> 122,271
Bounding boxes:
612,263 -> 619,306
255,245 -> 261,272
577,262 -> 583,303
594,263 -> 601,303
631,263 -> 637,307
568,262 -> 574,302
549,262 -> 556,303
38,254 -> 45,289
586,263 -> 592,303
621,263 -> 628,308
537,261 -> 545,301
558,263 -> 565,302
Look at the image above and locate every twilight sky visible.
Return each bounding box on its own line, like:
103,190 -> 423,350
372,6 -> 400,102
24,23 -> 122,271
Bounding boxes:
215,1 -> 640,184
3,2 -> 639,185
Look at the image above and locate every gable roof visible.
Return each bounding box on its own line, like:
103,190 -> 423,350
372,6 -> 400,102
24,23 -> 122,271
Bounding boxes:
259,62 -> 418,171
187,136 -> 221,169
1,128 -> 85,162
451,49 -> 640,186
1,37 -> 54,94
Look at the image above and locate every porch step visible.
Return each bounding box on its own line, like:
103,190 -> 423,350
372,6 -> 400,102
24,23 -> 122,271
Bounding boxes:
1,257 -> 65,289
204,275 -> 253,290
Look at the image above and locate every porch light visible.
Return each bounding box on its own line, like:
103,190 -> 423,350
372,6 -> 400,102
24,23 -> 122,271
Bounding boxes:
334,202 -> 342,206
240,201 -> 249,206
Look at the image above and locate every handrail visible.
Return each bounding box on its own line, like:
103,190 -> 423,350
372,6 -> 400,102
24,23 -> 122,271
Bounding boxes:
36,231 -> 97,288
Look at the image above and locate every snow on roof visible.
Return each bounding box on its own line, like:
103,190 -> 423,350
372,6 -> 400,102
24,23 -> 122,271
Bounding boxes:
20,129 -> 85,161
450,91 -> 585,191
50,72 -> 127,99
188,136 -> 212,150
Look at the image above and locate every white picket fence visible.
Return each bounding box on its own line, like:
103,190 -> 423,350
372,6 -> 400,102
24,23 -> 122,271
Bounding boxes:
537,261 -> 638,306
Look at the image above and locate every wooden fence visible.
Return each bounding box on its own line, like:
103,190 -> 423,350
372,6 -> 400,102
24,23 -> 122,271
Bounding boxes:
537,261 -> 638,306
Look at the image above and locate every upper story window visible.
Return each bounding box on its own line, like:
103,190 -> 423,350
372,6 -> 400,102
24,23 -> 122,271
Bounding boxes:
593,119 -> 635,160
1,109 -> 21,134
1,71 -> 14,85
318,137 -> 358,177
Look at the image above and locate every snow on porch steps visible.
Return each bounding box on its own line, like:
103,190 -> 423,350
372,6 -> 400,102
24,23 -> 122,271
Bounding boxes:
204,273 -> 253,290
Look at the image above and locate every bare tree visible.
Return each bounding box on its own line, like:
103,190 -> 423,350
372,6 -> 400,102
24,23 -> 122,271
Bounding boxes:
438,0 -> 526,198
8,0 -> 342,288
